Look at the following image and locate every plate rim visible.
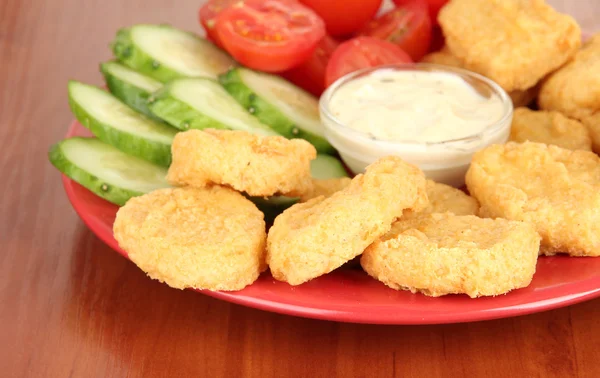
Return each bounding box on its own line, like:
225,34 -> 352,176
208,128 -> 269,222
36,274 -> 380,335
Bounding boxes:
61,120 -> 600,325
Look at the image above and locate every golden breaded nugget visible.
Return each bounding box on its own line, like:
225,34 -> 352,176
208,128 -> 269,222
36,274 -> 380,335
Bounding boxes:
582,112 -> 600,153
403,180 -> 479,219
300,177 -> 352,202
167,129 -> 316,197
113,186 -> 267,291
267,156 -> 428,286
539,34 -> 600,121
509,107 -> 592,151
421,49 -> 538,107
439,0 -> 581,92
361,213 -> 540,298
466,142 -> 600,256
421,48 -> 464,68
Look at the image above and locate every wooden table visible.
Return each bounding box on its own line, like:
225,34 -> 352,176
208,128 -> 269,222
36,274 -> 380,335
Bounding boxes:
2,1 -> 599,377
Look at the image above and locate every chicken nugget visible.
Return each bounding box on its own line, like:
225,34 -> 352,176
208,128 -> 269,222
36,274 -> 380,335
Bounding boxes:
438,0 -> 581,92
403,180 -> 479,219
361,213 -> 539,298
509,107 -> 592,151
539,34 -> 600,121
466,141 -> 600,256
267,156 -> 428,286
421,47 -> 464,68
421,49 -> 538,107
113,186 -> 267,291
582,112 -> 600,153
167,129 -> 316,197
300,177 -> 352,202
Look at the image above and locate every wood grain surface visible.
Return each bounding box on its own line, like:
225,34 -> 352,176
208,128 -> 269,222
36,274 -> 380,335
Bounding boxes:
1,0 -> 599,377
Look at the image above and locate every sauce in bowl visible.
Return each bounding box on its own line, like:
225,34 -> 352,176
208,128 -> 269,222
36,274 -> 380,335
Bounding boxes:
320,64 -> 513,187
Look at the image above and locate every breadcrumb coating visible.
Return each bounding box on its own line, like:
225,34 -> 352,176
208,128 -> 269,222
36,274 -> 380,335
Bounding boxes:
402,180 -> 479,219
439,0 -> 581,91
361,213 -> 540,298
267,156 -> 428,286
113,186 -> 267,291
539,34 -> 600,121
299,177 -> 352,202
167,129 -> 316,197
466,142 -> 600,256
509,107 -> 592,151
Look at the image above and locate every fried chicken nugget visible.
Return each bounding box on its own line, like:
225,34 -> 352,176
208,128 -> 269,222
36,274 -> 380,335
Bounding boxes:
113,186 -> 267,291
466,142 -> 600,256
300,177 -> 352,202
403,180 -> 479,219
167,129 -> 316,197
539,34 -> 600,122
421,49 -> 538,107
267,156 -> 428,286
361,213 -> 540,298
438,0 -> 581,92
509,107 -> 592,151
421,47 -> 464,68
582,112 -> 600,153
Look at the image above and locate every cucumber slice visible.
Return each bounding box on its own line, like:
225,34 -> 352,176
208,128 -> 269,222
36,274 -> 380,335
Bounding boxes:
100,61 -> 163,119
250,155 -> 349,222
311,154 -> 349,179
149,78 -> 279,136
111,24 -> 235,82
68,81 -> 176,167
219,68 -> 335,154
49,137 -> 171,206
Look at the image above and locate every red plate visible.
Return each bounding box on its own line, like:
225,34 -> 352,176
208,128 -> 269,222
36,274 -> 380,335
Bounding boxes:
62,121 -> 600,324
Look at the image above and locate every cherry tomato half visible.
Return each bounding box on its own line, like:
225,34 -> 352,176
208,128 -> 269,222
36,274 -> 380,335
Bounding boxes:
280,35 -> 339,97
359,0 -> 432,61
299,0 -> 383,38
325,36 -> 413,87
199,0 -> 240,47
394,0 -> 449,25
215,0 -> 326,72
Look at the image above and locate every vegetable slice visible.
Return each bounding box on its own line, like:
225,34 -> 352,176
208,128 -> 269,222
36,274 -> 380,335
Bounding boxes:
148,78 -> 279,136
49,137 -> 171,206
219,67 -> 335,154
111,24 -> 235,82
215,0 -> 326,72
100,61 -> 163,119
68,81 -> 176,167
310,154 -> 349,179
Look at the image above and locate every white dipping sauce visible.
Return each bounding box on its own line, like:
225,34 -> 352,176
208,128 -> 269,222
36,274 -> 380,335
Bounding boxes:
320,66 -> 513,187
327,70 -> 506,143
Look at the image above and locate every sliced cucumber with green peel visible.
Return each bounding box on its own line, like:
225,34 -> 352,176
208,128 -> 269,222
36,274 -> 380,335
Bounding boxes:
100,61 -> 163,119
311,154 -> 349,179
68,81 -> 176,167
111,24 -> 235,82
219,68 -> 335,154
49,137 -> 171,206
149,78 -> 279,136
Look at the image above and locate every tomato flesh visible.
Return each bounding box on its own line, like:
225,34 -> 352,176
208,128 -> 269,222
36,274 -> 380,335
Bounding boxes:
281,35 -> 339,97
360,0 -> 432,61
199,0 -> 240,47
325,37 -> 413,87
216,0 -> 326,72
299,0 -> 383,37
